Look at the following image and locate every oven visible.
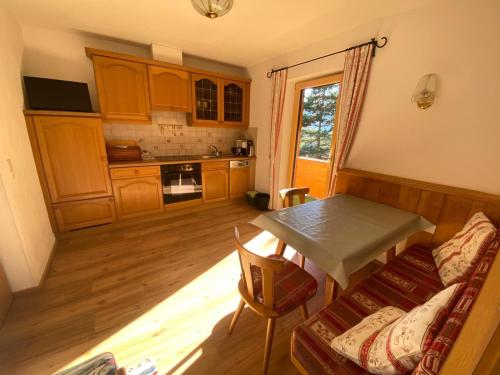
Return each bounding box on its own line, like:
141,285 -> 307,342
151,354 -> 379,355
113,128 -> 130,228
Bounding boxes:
160,163 -> 202,205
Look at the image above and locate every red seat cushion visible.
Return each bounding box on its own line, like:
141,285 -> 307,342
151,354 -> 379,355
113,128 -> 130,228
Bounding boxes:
292,245 -> 444,375
251,255 -> 318,314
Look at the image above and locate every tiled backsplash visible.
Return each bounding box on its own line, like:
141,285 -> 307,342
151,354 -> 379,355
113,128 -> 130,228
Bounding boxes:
103,112 -> 256,156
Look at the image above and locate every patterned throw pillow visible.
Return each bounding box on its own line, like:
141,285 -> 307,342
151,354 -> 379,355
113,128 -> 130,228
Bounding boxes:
330,283 -> 465,375
432,212 -> 495,286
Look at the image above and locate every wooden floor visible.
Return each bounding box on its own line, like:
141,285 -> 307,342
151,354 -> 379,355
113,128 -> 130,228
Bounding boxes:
0,199 -> 379,375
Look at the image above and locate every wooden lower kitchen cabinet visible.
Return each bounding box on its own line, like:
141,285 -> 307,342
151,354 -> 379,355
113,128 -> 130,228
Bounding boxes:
32,115 -> 112,203
229,162 -> 251,198
111,168 -> 164,219
53,197 -> 116,231
202,162 -> 229,203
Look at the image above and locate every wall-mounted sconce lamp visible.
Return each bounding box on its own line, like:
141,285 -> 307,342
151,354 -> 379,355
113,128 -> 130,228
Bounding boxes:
412,74 -> 437,109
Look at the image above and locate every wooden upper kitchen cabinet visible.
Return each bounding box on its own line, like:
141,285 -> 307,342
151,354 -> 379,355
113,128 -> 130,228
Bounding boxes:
191,74 -> 221,127
111,167 -> 164,219
34,115 -> 112,203
202,162 -> 229,202
191,74 -> 250,128
148,65 -> 191,112
92,55 -> 151,122
221,79 -> 250,127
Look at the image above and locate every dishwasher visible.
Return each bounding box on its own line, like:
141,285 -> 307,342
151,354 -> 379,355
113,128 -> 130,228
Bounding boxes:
229,160 -> 251,198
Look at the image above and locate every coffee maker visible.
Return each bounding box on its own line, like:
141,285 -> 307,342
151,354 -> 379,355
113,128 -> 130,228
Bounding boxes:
233,140 -> 255,156
247,140 -> 255,156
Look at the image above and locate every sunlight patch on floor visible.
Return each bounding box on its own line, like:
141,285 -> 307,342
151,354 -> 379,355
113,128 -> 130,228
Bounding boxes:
57,230 -> 280,374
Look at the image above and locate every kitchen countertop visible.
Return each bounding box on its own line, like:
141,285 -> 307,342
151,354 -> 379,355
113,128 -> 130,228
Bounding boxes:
108,155 -> 255,168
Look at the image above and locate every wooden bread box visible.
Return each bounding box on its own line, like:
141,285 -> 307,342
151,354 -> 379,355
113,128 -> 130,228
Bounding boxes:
106,140 -> 142,161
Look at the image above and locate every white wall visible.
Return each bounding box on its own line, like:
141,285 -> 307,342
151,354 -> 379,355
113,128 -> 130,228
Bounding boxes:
21,26 -> 150,112
0,6 -> 55,291
21,26 -> 248,112
249,0 -> 500,195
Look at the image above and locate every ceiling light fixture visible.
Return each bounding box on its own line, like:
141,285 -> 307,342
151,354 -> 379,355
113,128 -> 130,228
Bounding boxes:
191,0 -> 233,19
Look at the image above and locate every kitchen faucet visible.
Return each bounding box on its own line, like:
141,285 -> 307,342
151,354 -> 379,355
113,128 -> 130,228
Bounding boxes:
209,144 -> 222,157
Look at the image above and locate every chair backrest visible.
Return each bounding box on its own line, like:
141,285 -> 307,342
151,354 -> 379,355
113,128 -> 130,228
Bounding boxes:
280,187 -> 310,208
234,226 -> 284,309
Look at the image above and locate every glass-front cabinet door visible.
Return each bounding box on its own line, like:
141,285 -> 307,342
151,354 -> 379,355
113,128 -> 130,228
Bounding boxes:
191,73 -> 220,126
221,80 -> 248,127
191,74 -> 250,127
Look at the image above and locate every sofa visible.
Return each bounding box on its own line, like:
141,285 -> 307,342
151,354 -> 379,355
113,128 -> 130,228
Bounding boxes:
291,231 -> 499,374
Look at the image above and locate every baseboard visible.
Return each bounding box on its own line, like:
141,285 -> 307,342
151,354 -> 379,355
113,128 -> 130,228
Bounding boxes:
13,238 -> 57,296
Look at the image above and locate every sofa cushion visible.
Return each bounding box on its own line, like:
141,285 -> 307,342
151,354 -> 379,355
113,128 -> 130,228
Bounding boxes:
331,283 -> 464,374
329,306 -> 406,369
433,212 -> 495,286
251,255 -> 318,314
292,244 -> 444,375
54,352 -> 117,375
413,231 -> 499,375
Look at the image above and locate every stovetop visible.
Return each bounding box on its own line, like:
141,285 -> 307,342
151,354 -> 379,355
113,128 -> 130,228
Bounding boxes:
154,155 -> 205,162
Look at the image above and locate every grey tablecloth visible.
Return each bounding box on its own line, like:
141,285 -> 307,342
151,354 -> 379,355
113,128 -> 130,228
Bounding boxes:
251,194 -> 435,289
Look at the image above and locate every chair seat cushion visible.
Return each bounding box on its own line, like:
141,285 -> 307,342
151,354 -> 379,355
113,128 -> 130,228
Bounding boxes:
251,255 -> 318,314
292,245 -> 444,375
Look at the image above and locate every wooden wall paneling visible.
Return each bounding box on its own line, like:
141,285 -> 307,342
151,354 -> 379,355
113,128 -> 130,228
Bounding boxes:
483,203 -> 500,227
346,175 -> 365,197
333,173 -> 349,194
411,190 -> 445,247
440,249 -> 500,375
396,186 -> 421,212
416,190 -> 446,223
472,325 -> 500,375
431,196 -> 473,246
360,179 -> 382,201
336,168 -> 500,249
467,200 -> 488,220
376,182 -> 401,207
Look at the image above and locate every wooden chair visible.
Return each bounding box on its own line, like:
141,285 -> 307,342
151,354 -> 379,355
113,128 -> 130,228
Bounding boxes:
277,187 -> 311,268
228,225 -> 318,375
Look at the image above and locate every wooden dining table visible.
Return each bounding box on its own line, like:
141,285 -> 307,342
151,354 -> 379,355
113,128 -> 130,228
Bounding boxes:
251,194 -> 435,305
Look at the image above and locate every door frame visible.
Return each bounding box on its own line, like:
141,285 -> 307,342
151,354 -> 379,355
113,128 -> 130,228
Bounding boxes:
287,72 -> 344,191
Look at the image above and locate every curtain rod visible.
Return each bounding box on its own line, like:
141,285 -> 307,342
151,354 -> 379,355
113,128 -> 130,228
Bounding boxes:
266,36 -> 388,78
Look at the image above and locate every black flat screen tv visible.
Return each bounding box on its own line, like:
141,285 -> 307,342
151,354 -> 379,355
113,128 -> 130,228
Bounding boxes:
24,76 -> 93,112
